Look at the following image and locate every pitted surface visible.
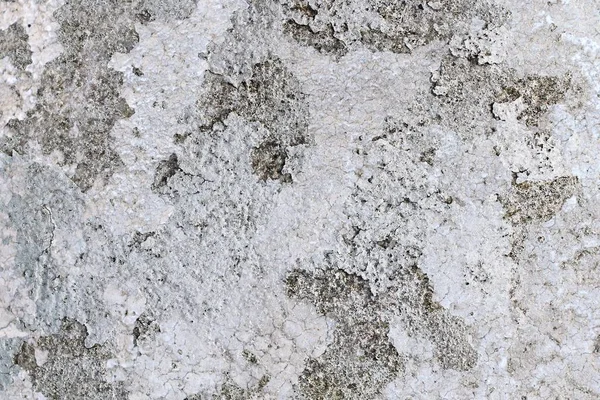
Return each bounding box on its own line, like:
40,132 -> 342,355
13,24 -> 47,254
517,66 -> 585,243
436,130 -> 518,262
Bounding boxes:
1,0 -> 600,399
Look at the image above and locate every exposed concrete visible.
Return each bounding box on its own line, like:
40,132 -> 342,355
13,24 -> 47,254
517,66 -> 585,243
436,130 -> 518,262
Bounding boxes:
1,0 -> 600,399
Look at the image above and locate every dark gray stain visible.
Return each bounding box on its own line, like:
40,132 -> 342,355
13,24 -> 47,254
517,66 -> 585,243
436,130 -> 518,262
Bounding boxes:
329,114 -> 478,382
430,56 -> 515,136
198,58 -> 308,146
495,75 -> 573,126
242,349 -> 259,364
594,335 -> 600,353
184,375 -> 270,399
2,0 -> 138,191
499,176 -> 579,261
250,140 -> 292,182
195,57 -> 308,182
135,0 -> 198,23
430,56 -> 575,137
283,21 -> 348,57
286,263 -> 476,398
499,176 -> 579,225
387,265 -> 478,371
132,65 -> 144,76
14,318 -> 128,400
128,231 -> 156,251
365,0 -> 508,53
132,313 -> 160,347
282,0 -> 509,56
0,22 -> 32,70
287,267 -> 404,399
2,0 -> 200,192
152,153 -> 181,190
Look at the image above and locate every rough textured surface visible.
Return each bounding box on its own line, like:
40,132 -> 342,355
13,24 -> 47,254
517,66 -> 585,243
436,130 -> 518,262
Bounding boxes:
286,267 -> 405,399
281,0 -> 509,55
1,0 -> 600,399
0,22 -> 31,70
14,318 -> 128,399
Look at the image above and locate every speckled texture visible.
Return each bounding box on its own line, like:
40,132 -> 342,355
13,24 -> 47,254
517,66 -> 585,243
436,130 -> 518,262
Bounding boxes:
1,0 -> 600,399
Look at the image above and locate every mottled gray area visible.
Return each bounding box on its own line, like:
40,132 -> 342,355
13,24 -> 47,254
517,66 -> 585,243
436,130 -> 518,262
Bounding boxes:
2,0 -> 138,191
287,260 -> 475,398
135,0 -> 198,22
186,376 -> 270,400
5,164 -> 86,328
132,313 -> 160,347
495,74 -> 574,127
286,267 -> 404,399
282,0 -> 509,55
430,57 -> 576,138
0,22 -> 32,70
500,176 -> 579,225
1,0 -> 600,398
283,21 -> 348,57
197,58 -> 308,145
14,319 -> 127,400
1,0 -> 200,191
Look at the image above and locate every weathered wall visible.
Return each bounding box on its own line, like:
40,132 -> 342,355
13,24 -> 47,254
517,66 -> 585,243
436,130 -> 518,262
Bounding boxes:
1,0 -> 600,398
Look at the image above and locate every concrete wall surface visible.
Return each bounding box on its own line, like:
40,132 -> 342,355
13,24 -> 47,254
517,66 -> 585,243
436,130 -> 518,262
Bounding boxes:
1,0 -> 600,398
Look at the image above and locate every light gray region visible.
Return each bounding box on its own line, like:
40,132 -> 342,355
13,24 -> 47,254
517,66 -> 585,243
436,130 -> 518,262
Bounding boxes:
0,0 -> 599,399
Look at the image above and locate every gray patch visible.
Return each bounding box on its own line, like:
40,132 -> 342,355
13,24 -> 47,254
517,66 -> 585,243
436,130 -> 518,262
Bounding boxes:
366,0 -> 508,52
197,57 -> 308,181
132,65 -> 144,76
0,22 -> 32,70
14,318 -> 127,400
593,335 -> 600,353
495,75 -> 573,126
198,58 -> 308,145
135,0 -> 198,23
203,0 -> 281,84
54,1 -> 139,57
186,375 -> 270,400
326,115 -> 478,376
132,313 -> 160,347
242,349 -> 258,364
283,21 -> 347,57
287,267 -> 404,399
152,153 -> 181,191
430,56 -> 576,137
387,265 -> 478,371
3,61 -> 131,191
431,56 -> 514,136
419,147 -> 436,166
128,231 -> 156,251
250,140 -> 292,182
287,262 -> 476,399
499,176 -> 579,225
2,0 -> 200,192
282,0 -> 509,55
2,0 -> 138,191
